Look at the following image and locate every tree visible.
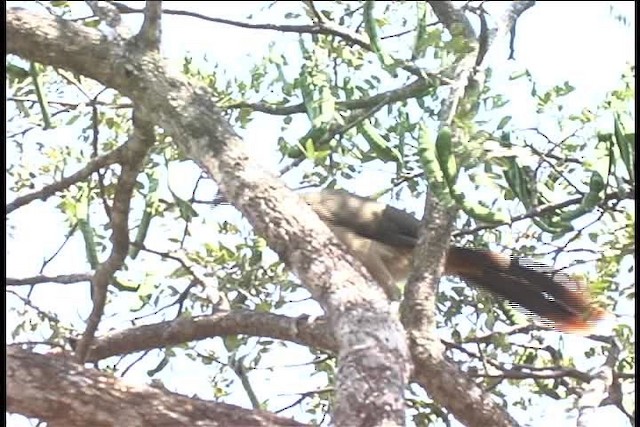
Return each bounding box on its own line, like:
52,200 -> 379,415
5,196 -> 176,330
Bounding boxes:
6,2 -> 635,426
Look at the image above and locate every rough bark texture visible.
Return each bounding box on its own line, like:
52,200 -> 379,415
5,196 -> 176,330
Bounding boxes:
7,8 -> 410,426
7,346 -> 307,427
403,196 -> 520,427
398,2 -> 534,426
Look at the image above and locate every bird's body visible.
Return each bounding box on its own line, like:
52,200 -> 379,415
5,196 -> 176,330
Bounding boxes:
302,189 -> 607,334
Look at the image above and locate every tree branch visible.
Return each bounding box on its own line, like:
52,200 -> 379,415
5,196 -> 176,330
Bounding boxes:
225,77 -> 443,116
6,273 -> 92,286
74,111 -> 155,362
7,346 -> 307,427
400,2 -> 531,426
113,1 -> 446,79
6,145 -> 124,215
82,310 -> 336,363
454,189 -> 635,237
428,1 -> 476,41
112,1 -> 370,50
135,1 -> 162,51
7,8 -> 411,425
577,338 -> 621,427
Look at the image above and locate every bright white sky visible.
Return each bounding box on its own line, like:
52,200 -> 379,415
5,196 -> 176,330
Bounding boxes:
6,2 -> 635,426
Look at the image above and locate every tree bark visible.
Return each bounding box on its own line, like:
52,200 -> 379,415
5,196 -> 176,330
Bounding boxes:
7,346 -> 307,427
7,8 -> 410,426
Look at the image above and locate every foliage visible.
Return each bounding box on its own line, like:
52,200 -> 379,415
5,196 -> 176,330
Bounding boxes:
6,1 -> 635,426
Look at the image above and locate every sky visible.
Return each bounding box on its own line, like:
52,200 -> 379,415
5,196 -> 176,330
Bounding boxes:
6,2 -> 635,426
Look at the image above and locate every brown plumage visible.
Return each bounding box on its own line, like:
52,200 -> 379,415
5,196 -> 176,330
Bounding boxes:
303,189 -> 607,334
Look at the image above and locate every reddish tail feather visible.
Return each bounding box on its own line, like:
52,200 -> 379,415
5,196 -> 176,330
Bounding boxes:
445,247 -> 608,334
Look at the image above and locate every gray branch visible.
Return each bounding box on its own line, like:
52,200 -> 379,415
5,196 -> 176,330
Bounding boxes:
7,346 -> 307,427
400,2 -> 537,427
6,145 -> 124,215
83,310 -> 336,363
6,274 -> 92,286
135,1 -> 162,52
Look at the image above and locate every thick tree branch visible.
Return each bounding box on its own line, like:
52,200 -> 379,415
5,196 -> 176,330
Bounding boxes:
404,195 -> 519,426
82,310 -> 612,392
428,1 -> 476,41
577,338 -> 621,427
83,310 -> 336,363
7,8 -> 410,425
135,1 -> 162,51
7,346 -> 307,427
400,2 -> 532,426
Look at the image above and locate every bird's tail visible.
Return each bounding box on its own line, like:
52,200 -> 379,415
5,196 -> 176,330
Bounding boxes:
445,247 -> 609,334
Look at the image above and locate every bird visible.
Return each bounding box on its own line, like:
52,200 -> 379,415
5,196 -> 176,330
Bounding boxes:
302,189 -> 608,334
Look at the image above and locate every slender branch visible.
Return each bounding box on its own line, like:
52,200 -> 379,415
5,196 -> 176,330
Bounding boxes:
446,339 -> 593,383
7,96 -> 132,109
112,1 -> 448,79
232,357 -> 262,410
91,102 -> 113,220
74,111 -> 155,363
495,1 -> 537,44
39,223 -> 78,273
7,290 -> 60,325
6,274 -> 92,286
470,369 -> 589,381
457,324 -> 544,343
6,146 -> 124,214
302,1 -> 325,24
225,76 -> 445,116
454,189 -> 635,237
128,243 -> 227,316
112,1 -> 370,50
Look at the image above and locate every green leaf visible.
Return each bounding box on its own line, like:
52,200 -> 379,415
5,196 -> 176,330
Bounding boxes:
496,115 -> 512,130
223,335 -> 241,353
613,115 -> 634,181
170,190 -> 198,222
359,121 -> 402,163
